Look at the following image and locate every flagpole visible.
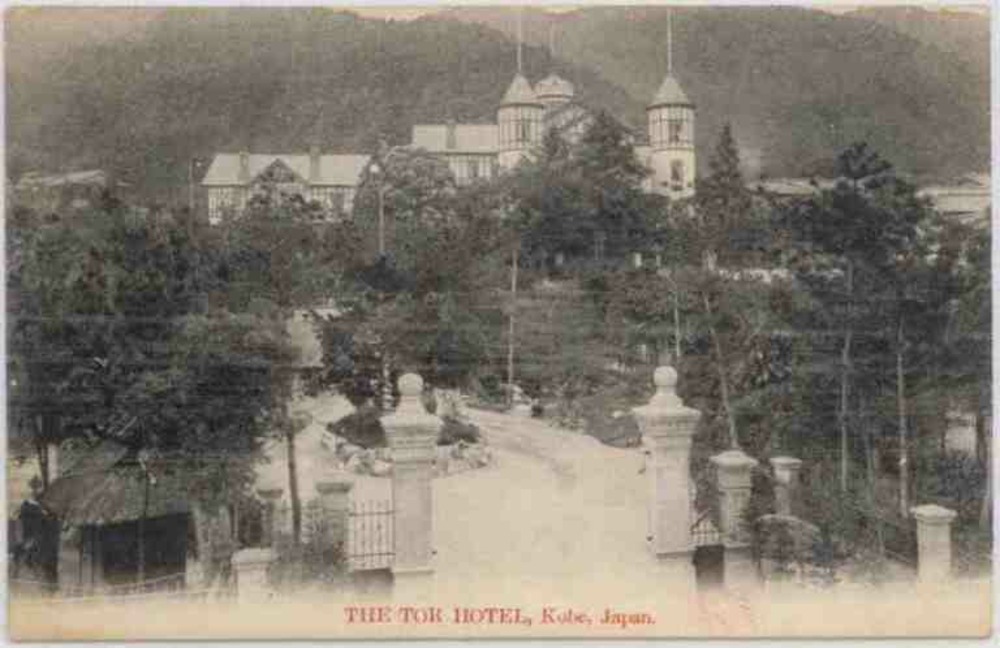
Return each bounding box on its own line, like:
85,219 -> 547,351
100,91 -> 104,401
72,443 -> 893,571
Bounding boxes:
188,158 -> 195,214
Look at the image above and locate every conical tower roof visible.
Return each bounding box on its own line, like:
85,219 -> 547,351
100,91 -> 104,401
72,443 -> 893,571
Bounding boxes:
535,73 -> 575,101
501,73 -> 541,106
648,74 -> 693,109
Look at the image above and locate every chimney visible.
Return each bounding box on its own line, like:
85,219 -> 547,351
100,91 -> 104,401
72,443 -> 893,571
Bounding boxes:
309,144 -> 321,183
445,118 -> 457,150
238,151 -> 250,184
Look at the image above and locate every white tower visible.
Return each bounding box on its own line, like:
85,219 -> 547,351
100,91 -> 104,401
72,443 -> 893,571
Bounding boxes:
535,73 -> 574,113
498,74 -> 543,170
498,12 -> 543,171
647,12 -> 695,198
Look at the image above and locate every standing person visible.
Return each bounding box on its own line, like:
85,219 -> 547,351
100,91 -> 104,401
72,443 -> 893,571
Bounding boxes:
17,476 -> 59,592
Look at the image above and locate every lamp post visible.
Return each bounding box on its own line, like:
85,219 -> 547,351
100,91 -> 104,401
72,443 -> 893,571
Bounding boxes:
367,150 -> 394,410
368,161 -> 386,258
507,242 -> 518,409
500,206 -> 520,410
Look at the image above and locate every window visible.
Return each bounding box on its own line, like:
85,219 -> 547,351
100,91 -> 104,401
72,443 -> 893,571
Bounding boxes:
467,158 -> 480,180
330,191 -> 346,214
670,161 -> 685,191
517,118 -> 532,144
668,120 -> 683,144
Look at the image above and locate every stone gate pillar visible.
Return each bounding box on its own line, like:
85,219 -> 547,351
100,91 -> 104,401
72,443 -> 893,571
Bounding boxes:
232,548 -> 274,602
711,449 -> 758,543
316,475 -> 353,561
769,456 -> 802,517
382,373 -> 440,580
911,504 -> 957,584
633,366 -> 700,558
256,487 -> 283,548
711,448 -> 758,590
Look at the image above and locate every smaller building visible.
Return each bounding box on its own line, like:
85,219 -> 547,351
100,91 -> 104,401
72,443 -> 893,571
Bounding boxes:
38,441 -> 191,595
201,148 -> 370,224
917,173 -> 991,229
758,174 -> 991,230
13,169 -> 126,215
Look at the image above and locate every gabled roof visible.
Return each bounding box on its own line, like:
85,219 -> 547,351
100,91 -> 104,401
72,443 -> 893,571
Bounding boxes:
501,73 -> 541,106
201,153 -> 370,187
16,169 -> 118,190
411,124 -> 499,154
648,74 -> 693,109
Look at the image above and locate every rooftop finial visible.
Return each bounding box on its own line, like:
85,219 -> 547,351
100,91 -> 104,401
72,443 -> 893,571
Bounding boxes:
667,8 -> 673,76
517,8 -> 524,74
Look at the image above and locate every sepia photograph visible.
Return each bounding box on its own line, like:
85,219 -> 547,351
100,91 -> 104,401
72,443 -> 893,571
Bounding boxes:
4,2 -> 993,639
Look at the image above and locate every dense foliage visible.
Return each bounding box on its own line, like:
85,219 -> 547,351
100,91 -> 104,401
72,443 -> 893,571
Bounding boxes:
7,205 -> 295,506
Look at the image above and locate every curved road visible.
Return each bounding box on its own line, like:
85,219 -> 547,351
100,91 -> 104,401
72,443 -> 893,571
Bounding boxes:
427,409 -> 695,609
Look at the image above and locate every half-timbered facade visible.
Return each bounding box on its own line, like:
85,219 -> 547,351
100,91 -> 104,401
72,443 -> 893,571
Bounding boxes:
201,150 -> 369,224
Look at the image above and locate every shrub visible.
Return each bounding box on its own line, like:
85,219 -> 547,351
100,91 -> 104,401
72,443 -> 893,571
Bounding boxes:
327,405 -> 386,448
327,406 -> 480,448
437,417 -> 480,446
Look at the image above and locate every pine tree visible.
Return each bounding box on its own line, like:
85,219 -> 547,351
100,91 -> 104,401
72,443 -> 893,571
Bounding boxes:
695,122 -> 752,269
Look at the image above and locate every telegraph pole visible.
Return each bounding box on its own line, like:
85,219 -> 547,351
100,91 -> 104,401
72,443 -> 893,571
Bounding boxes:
378,181 -> 386,257
188,158 -> 196,214
506,242 -> 518,409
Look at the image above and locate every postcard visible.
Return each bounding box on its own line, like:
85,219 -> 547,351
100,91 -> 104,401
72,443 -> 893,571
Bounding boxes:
5,2 -> 992,640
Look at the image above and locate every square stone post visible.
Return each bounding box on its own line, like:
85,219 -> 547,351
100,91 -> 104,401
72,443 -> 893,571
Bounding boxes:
316,475 -> 353,560
711,449 -> 758,543
256,487 -> 283,548
232,547 -> 274,603
769,456 -> 802,517
633,366 -> 700,558
911,504 -> 957,584
382,373 -> 440,579
711,448 -> 758,590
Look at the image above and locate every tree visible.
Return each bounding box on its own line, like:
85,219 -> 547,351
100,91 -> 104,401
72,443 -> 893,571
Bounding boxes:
321,146 -> 503,406
786,143 -> 926,494
690,124 -> 757,450
220,187 -> 352,545
7,203 -> 295,576
875,180 -> 937,515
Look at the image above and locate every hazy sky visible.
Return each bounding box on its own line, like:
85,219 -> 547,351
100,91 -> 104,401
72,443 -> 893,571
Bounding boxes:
342,1 -> 989,21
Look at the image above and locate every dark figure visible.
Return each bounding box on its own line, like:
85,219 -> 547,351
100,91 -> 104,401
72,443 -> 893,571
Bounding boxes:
14,477 -> 60,591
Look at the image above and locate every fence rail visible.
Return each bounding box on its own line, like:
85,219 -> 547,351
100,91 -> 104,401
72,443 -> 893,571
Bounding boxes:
875,513 -> 919,566
10,572 -> 204,605
347,500 -> 394,571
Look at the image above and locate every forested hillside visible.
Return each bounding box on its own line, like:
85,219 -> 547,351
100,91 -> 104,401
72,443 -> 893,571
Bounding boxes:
6,6 -> 989,205
441,5 -> 989,181
6,8 -> 637,202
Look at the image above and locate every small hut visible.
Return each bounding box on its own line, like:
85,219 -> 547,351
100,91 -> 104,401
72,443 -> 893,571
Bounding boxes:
41,442 -> 191,594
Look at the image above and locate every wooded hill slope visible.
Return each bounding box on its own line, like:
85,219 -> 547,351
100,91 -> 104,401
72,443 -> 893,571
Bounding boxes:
7,7 -> 989,204
7,8 -> 637,202
440,5 -> 989,181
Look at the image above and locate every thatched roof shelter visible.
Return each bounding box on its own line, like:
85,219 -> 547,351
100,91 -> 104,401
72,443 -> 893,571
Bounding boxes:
41,442 -> 189,527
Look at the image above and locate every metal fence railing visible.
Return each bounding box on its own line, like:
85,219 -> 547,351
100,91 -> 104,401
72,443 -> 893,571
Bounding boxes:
346,500 -> 394,572
10,572 -> 207,606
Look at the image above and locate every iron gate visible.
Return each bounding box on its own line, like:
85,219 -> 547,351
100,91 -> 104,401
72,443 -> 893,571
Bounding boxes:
346,500 -> 394,571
